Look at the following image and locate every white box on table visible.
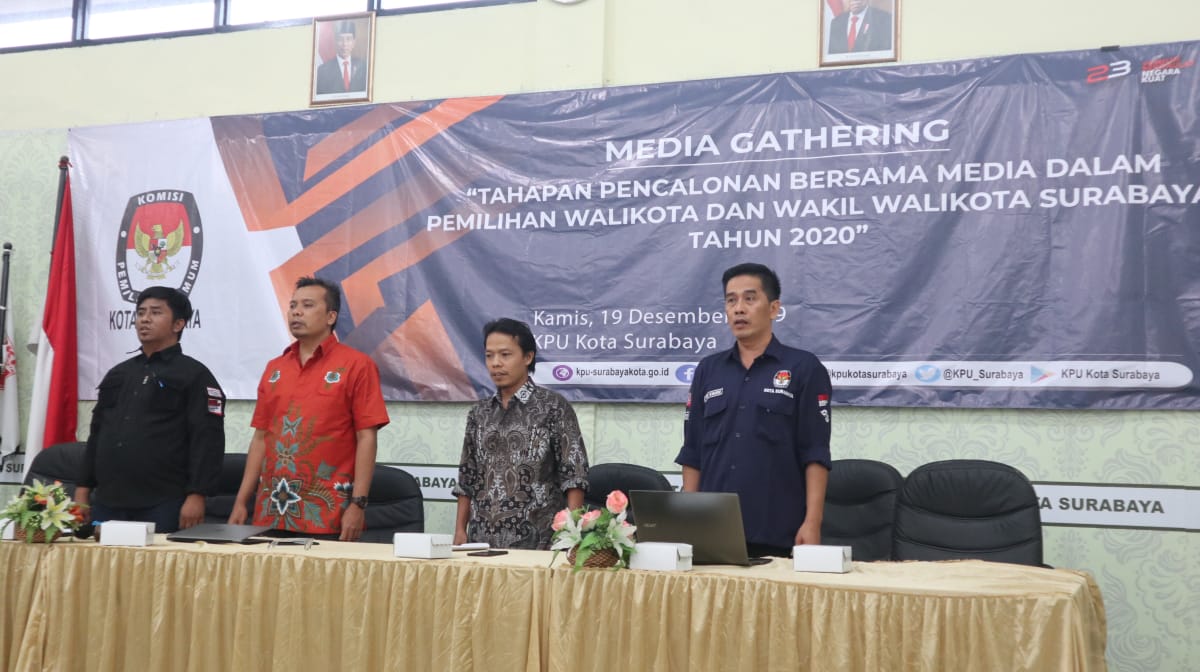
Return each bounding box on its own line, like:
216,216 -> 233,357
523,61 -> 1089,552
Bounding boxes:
99,521 -> 156,546
630,542 -> 693,571
393,533 -> 453,559
792,544 -> 851,573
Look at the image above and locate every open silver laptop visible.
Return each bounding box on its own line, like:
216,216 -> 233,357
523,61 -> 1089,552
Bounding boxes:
166,523 -> 273,544
630,490 -> 763,566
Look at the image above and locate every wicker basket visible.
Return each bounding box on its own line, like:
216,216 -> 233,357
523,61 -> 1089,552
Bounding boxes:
566,546 -> 620,569
14,527 -> 63,543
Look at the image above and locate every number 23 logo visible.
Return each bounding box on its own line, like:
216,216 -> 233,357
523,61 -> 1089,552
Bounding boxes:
1087,60 -> 1132,84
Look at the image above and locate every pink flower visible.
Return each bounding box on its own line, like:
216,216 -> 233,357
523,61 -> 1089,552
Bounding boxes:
552,509 -> 570,531
580,509 -> 602,531
605,490 -> 629,514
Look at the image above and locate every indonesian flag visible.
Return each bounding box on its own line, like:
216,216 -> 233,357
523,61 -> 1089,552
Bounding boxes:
0,306 -> 18,458
824,0 -> 844,38
24,172 -> 79,468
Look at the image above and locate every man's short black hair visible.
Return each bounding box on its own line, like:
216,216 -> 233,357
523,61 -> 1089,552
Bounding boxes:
336,21 -> 357,37
137,286 -> 192,340
483,318 -> 538,373
721,263 -> 782,302
296,276 -> 342,329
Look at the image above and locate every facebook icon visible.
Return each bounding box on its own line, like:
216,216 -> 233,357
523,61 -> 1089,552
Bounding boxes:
675,364 -> 697,383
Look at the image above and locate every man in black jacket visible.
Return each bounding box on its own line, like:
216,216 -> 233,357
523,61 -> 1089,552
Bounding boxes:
76,286 -> 225,533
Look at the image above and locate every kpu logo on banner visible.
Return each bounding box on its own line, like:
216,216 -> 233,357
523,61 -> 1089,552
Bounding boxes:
115,190 -> 203,303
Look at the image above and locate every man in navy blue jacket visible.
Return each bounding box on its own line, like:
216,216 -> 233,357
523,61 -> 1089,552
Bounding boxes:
676,263 -> 832,558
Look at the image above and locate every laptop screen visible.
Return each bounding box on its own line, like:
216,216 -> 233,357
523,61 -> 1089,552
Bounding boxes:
629,490 -> 751,566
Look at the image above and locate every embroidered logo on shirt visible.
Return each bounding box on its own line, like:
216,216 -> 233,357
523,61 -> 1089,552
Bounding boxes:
773,370 -> 792,388
207,398 -> 224,416
818,394 -> 829,407
206,386 -> 223,399
703,387 -> 724,403
268,370 -> 281,383
321,369 -> 345,391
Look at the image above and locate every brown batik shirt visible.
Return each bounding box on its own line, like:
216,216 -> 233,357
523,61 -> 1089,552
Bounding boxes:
454,380 -> 589,549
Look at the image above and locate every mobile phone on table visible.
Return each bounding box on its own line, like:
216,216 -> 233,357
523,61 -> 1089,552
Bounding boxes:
467,549 -> 508,557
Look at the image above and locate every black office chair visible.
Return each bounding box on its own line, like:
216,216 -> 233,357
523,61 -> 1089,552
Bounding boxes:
22,442 -> 87,499
360,464 -> 424,543
820,458 -> 903,561
892,459 -> 1044,566
204,452 -> 250,524
584,463 -> 673,523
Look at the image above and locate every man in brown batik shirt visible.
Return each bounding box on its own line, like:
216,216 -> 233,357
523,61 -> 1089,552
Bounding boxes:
453,318 -> 589,549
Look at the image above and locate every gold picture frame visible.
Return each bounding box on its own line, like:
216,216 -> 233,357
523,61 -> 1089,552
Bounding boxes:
819,0 -> 898,67
311,12 -> 375,105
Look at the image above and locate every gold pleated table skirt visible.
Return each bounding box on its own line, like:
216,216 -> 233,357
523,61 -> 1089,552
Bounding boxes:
0,538 -> 1105,672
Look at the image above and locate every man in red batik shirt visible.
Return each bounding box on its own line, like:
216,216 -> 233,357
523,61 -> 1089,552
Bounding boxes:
229,277 -> 389,541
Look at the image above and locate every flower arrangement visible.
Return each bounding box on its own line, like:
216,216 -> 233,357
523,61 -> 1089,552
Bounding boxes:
1,479 -> 88,543
550,490 -> 637,570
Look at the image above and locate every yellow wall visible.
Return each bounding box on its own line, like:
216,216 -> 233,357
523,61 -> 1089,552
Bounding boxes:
5,0 -> 1200,130
1,2 -> 1198,670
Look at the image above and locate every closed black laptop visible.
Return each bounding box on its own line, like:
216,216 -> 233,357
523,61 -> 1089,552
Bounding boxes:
166,523 -> 273,544
629,490 -> 752,566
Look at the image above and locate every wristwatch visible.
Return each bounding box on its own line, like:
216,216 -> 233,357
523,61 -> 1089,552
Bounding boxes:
349,496 -> 369,510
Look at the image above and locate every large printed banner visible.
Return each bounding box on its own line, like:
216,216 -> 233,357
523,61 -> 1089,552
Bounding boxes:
72,41 -> 1200,408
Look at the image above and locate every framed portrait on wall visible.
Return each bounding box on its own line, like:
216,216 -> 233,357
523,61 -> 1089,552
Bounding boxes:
820,0 -> 898,67
311,12 -> 375,105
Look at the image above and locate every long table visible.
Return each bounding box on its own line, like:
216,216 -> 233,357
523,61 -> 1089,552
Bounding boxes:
0,538 -> 1106,672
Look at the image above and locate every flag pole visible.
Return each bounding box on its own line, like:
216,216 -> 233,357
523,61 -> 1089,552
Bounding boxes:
50,156 -> 70,256
0,242 -> 11,340
0,242 -> 17,464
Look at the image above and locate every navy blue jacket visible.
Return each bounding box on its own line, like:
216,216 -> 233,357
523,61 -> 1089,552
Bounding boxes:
676,336 -> 832,549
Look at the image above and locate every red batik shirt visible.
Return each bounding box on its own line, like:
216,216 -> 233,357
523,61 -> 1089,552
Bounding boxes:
251,334 -> 389,534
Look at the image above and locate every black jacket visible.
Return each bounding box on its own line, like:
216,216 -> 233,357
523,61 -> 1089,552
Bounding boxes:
81,343 -> 225,508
